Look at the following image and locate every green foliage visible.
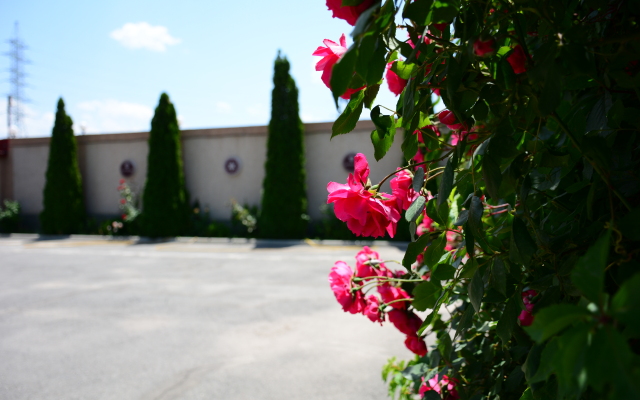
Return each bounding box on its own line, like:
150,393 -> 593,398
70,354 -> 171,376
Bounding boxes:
141,93 -> 188,237
259,53 -> 308,239
231,201 -> 258,237
0,200 -> 20,233
40,98 -> 85,234
328,0 -> 640,398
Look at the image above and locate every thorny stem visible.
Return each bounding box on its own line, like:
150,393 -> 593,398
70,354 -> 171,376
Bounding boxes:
376,150 -> 454,189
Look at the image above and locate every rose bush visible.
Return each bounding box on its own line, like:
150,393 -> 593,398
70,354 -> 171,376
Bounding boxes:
317,1 -> 640,399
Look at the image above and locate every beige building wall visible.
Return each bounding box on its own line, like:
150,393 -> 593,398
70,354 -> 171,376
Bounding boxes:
1,120 -> 404,223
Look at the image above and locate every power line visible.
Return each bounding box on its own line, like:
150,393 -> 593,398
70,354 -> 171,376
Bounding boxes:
5,21 -> 30,138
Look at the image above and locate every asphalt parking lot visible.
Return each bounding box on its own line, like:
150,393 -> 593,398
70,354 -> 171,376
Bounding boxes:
0,236 -> 412,400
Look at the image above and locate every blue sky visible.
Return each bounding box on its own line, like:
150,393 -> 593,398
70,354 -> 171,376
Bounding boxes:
1,0 -> 403,138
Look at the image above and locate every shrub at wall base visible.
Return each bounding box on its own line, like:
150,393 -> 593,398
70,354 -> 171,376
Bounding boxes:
141,93 -> 188,238
259,53 -> 308,239
40,98 -> 85,234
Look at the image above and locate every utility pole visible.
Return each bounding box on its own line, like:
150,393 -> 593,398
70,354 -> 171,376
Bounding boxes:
5,22 -> 28,139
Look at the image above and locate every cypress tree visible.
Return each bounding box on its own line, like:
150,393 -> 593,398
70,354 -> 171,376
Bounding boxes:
141,93 -> 188,237
40,98 -> 85,234
259,53 -> 307,239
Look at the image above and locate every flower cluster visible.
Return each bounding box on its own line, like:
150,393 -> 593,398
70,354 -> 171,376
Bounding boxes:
419,374 -> 460,400
329,246 -> 427,356
117,179 -> 140,222
327,153 -> 405,238
518,289 -> 538,327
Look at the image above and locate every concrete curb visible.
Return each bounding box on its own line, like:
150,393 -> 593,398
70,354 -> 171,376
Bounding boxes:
0,233 -> 409,249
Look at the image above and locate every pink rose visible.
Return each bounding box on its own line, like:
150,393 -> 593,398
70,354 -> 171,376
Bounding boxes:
390,169 -> 419,211
416,214 -> 435,236
363,295 -> 384,324
419,374 -> 460,400
327,153 -> 400,238
329,261 -> 365,314
519,289 -> 538,326
355,246 -> 388,279
405,334 -> 428,356
473,37 -> 496,57
507,45 -> 527,74
388,309 -> 423,335
445,230 -> 462,251
431,23 -> 449,33
312,34 -> 365,99
450,130 -> 479,146
379,283 -> 411,310
325,0 -> 376,26
438,110 -> 465,131
386,61 -> 408,96
518,310 -> 534,326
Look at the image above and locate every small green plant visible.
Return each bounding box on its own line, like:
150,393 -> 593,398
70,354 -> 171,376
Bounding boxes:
231,200 -> 258,237
0,200 -> 20,233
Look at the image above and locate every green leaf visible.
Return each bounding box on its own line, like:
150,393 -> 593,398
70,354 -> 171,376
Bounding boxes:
437,331 -> 453,362
405,195 -> 426,223
403,0 -> 433,25
355,33 -> 376,81
611,273 -> 640,336
453,210 -> 468,226
370,105 -> 396,160
426,198 -> 446,226
342,0 -> 366,6
490,258 -> 507,296
587,326 -> 640,397
618,208 -> 640,241
468,268 -> 484,313
496,294 -> 520,345
482,155 -> 502,200
430,0 -> 459,23
412,166 -> 425,192
413,281 -> 441,311
423,232 -> 446,267
555,324 -> 589,394
511,217 -> 536,266
401,131 -> 419,161
571,231 -> 610,303
455,303 -> 474,338
472,100 -> 489,121
438,157 -> 454,207
467,195 -> 484,235
529,337 -> 559,383
423,391 -> 442,400
363,83 -> 381,110
519,388 -> 533,400
330,44 -> 359,102
403,233 -> 431,268
524,304 -> 590,343
431,263 -> 455,280
538,63 -> 563,116
391,60 -> 418,80
332,90 -> 365,136
523,343 -> 544,383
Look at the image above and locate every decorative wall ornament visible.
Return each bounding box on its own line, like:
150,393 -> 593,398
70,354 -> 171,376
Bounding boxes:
342,152 -> 356,172
120,160 -> 135,177
224,157 -> 241,175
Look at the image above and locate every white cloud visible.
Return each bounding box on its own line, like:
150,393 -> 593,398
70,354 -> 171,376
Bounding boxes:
247,104 -> 269,121
110,22 -> 180,52
75,99 -> 154,134
215,101 -> 232,113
